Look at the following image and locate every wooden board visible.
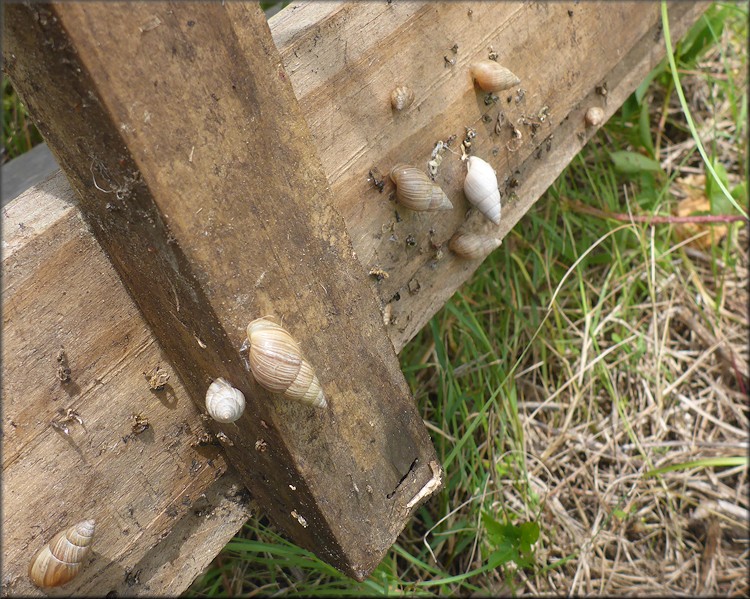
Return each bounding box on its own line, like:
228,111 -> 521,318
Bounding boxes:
1,1 -> 708,595
272,1 -> 709,346
1,172 -> 254,596
4,0 -> 440,582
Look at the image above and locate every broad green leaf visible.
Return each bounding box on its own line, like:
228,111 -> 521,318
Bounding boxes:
609,151 -> 661,174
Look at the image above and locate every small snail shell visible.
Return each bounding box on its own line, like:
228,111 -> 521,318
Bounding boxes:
205,378 -> 246,423
463,156 -> 501,225
246,318 -> 327,408
449,232 -> 502,259
391,85 -> 415,111
29,519 -> 95,588
585,106 -> 605,127
470,60 -> 521,92
389,164 -> 453,211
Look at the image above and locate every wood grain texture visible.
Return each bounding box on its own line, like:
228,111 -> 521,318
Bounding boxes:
2,1 -> 708,595
3,0 -> 439,582
270,1 -> 709,348
1,174 -> 252,596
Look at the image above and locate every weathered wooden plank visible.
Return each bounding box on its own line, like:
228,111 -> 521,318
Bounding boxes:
1,1 -> 708,595
271,1 -> 709,347
1,174 -> 252,597
3,0 -> 439,583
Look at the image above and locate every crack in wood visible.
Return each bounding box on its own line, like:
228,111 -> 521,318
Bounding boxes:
386,457 -> 418,499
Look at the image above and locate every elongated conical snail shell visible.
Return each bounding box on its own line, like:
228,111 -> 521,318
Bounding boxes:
246,318 -> 327,408
470,60 -> 521,92
29,519 -> 95,588
391,85 -> 415,111
463,156 -> 501,225
205,378 -> 246,423
389,164 -> 453,211
449,232 -> 502,259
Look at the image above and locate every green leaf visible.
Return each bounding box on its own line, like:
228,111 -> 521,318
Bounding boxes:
638,101 -> 655,157
620,95 -> 639,122
706,160 -> 734,215
635,60 -> 665,105
731,181 -> 747,204
645,456 -> 748,477
609,151 -> 661,174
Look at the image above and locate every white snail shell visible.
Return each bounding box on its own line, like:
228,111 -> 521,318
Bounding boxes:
449,232 -> 502,259
29,519 -> 95,588
391,85 -> 415,111
585,106 -> 605,127
205,378 -> 246,423
470,60 -> 521,92
463,156 -> 501,225
246,317 -> 327,409
389,164 -> 453,211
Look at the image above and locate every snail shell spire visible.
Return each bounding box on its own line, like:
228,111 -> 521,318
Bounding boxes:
246,317 -> 327,408
389,164 -> 453,211
29,519 -> 96,588
463,156 -> 501,225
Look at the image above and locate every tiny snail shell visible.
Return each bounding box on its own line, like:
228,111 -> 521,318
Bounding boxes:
205,377 -> 246,423
449,232 -> 502,259
246,317 -> 327,409
29,519 -> 95,588
389,164 -> 453,211
470,60 -> 521,92
585,106 -> 605,127
463,156 -> 501,225
390,85 -> 415,111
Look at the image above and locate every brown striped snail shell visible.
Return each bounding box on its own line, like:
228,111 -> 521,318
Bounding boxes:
389,164 -> 453,211
449,232 -> 502,259
585,106 -> 605,127
29,519 -> 95,588
205,377 -> 246,423
470,60 -> 521,92
391,85 -> 415,111
463,156 -> 501,225
246,317 -> 327,408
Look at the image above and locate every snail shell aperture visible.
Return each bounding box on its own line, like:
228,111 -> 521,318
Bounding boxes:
246,317 -> 327,408
29,519 -> 95,588
205,378 -> 246,423
585,106 -> 605,127
389,164 -> 453,211
463,156 -> 501,225
391,85 -> 415,111
470,60 -> 521,92
449,232 -> 502,259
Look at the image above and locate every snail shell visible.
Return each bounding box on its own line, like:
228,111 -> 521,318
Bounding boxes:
205,377 -> 246,423
463,156 -> 501,225
29,519 -> 95,588
389,164 -> 453,211
246,318 -> 327,408
390,85 -> 415,111
470,60 -> 521,92
449,232 -> 502,259
585,106 -> 605,127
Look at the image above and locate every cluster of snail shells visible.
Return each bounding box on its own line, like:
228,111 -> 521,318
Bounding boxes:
205,377 -> 246,423
29,519 -> 95,588
246,317 -> 327,409
389,164 -> 453,212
